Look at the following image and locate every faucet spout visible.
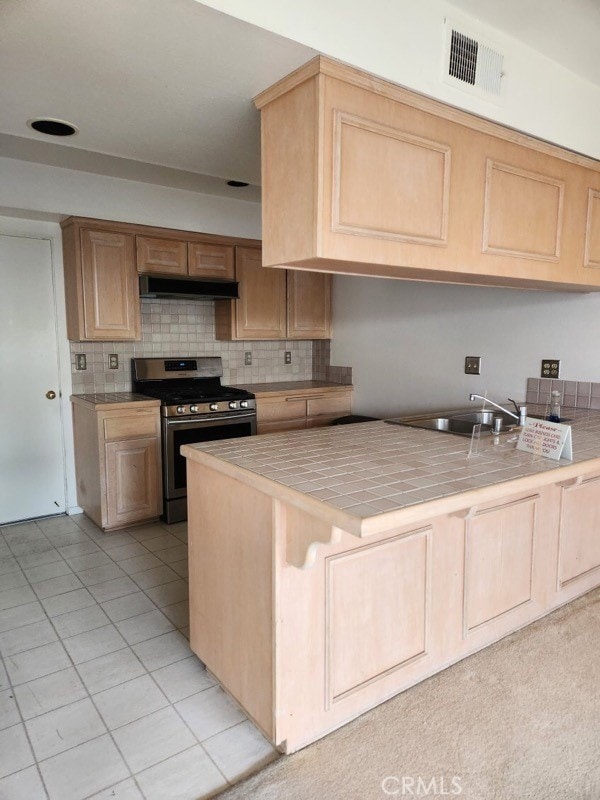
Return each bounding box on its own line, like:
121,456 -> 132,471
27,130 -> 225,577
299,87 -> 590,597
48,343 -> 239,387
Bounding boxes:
469,394 -> 519,421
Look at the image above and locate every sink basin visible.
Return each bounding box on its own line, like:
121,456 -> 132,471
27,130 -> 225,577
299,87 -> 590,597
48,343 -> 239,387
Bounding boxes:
386,408 -> 518,437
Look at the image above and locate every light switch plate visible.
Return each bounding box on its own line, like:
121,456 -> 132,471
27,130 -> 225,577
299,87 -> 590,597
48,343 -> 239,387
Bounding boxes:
541,359 -> 560,378
465,356 -> 481,375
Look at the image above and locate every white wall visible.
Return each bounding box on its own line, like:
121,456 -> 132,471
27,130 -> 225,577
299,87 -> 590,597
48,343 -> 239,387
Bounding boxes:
332,276 -> 600,417
199,0 -> 600,160
0,157 -> 262,238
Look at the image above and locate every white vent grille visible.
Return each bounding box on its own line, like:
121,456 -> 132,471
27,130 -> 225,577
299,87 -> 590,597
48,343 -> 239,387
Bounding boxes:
444,21 -> 504,100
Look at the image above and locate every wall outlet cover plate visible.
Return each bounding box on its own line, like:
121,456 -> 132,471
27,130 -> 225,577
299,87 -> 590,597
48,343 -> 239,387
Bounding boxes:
541,359 -> 560,378
465,356 -> 481,375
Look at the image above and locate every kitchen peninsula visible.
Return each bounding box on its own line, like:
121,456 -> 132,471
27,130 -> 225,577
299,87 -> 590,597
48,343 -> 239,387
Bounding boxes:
182,411 -> 600,753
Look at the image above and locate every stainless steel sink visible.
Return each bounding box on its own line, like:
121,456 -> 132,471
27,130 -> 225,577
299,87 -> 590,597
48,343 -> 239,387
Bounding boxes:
386,408 -> 518,437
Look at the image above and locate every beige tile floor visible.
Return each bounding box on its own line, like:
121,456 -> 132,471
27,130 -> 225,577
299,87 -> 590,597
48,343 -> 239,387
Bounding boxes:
0,513 -> 278,800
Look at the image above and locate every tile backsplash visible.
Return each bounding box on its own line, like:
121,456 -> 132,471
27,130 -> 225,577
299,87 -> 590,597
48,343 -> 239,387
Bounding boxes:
70,299 -> 316,393
526,377 -> 600,411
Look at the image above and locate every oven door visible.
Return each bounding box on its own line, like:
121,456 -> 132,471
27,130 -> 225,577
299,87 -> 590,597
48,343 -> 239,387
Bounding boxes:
162,412 -> 256,502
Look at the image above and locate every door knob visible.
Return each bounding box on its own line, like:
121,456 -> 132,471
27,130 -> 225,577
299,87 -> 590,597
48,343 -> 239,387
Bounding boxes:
46,390 -> 57,400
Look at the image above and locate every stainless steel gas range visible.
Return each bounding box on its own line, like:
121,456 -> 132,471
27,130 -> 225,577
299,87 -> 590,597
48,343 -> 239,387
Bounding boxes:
132,357 -> 256,523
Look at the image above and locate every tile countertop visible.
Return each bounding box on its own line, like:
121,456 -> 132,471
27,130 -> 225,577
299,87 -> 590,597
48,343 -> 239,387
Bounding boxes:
182,406 -> 600,536
234,381 -> 352,397
70,392 -> 161,410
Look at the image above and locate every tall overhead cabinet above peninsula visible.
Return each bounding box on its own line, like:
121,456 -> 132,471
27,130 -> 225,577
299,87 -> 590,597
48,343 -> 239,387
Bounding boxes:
255,57 -> 600,292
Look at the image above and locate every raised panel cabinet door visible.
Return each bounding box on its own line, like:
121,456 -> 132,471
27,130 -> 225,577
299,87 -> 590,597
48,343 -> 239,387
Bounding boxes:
105,437 -> 161,528
482,160 -> 565,262
584,189 -> 600,268
235,247 -> 287,339
287,271 -> 332,339
136,236 -> 187,275
81,229 -> 140,340
464,495 -> 538,634
188,243 -> 235,279
558,476 -> 600,587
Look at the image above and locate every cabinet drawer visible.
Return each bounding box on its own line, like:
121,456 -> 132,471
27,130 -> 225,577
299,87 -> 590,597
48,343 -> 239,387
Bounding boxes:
258,419 -> 307,435
257,398 -> 307,423
307,393 -> 351,418
136,236 -> 187,275
189,243 -> 235,279
103,412 -> 158,441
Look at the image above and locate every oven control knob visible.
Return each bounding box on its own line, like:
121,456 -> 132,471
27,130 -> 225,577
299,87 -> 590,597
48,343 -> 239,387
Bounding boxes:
176,406 -> 186,415
240,400 -> 249,409
190,405 -> 199,413
228,401 -> 238,410
209,403 -> 219,411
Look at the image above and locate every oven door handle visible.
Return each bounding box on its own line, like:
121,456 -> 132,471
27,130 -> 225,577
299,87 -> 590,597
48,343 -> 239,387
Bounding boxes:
164,411 -> 256,427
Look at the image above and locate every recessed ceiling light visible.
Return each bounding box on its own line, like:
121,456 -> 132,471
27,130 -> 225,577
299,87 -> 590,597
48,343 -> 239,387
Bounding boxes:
27,118 -> 79,137
227,180 -> 249,187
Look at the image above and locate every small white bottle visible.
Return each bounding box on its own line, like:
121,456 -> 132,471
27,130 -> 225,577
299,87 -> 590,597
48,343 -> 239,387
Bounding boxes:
548,390 -> 561,423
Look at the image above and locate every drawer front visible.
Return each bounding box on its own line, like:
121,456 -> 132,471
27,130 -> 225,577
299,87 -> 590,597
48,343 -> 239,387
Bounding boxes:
136,236 -> 187,275
307,393 -> 352,418
257,397 -> 307,423
188,243 -> 235,279
103,412 -> 158,441
258,419 -> 307,435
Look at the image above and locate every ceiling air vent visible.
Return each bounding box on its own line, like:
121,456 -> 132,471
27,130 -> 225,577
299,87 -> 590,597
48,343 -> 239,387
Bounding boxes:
444,21 -> 504,101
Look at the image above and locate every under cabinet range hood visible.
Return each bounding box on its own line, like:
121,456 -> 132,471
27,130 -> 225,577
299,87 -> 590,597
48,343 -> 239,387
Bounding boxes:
139,275 -> 239,300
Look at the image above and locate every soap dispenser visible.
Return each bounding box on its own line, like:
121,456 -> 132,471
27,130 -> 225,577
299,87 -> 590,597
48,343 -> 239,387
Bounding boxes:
548,390 -> 561,423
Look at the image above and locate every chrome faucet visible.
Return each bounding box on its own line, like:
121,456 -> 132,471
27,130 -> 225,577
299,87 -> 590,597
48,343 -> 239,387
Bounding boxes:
469,394 -> 528,426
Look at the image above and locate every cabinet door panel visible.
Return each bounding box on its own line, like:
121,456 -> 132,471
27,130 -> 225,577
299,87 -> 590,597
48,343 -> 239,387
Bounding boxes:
464,495 -> 537,633
235,247 -> 286,339
332,112 -> 450,245
105,437 -> 161,528
558,476 -> 600,586
189,243 -> 235,279
81,229 -> 140,340
137,236 -> 187,275
584,189 -> 600,268
483,161 -> 564,261
287,271 -> 332,339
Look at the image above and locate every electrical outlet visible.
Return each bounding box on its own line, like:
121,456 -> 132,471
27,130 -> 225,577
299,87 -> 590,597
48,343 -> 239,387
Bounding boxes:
75,353 -> 87,370
108,354 -> 119,369
244,351 -> 252,366
541,359 -> 560,378
284,351 -> 292,364
464,356 -> 481,375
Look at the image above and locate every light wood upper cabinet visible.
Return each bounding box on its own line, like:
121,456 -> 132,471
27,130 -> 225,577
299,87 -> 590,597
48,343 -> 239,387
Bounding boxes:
255,56 -> 600,291
137,236 -> 235,280
188,243 -> 235,279
62,220 -> 141,341
216,248 -> 332,341
136,236 -> 187,275
287,270 -> 332,339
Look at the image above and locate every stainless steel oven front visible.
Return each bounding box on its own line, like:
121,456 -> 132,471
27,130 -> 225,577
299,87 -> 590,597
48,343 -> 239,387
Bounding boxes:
162,410 -> 257,523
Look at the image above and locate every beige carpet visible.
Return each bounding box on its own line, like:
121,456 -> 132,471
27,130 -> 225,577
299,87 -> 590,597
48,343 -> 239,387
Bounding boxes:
219,588 -> 600,800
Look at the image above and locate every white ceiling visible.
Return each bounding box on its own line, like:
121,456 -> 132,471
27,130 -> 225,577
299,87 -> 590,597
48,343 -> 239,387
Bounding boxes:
1,0 -> 599,200
0,0 -> 316,197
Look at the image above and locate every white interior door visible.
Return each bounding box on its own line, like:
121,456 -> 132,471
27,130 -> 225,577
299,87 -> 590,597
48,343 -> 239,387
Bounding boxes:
0,234 -> 66,523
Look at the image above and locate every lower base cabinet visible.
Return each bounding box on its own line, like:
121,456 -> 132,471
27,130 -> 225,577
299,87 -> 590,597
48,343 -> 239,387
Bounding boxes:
186,459 -> 600,753
256,387 -> 353,434
72,401 -> 162,532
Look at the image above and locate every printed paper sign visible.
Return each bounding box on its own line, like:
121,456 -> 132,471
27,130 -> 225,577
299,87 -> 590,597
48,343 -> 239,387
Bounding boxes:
516,418 -> 573,461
